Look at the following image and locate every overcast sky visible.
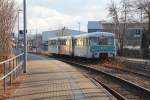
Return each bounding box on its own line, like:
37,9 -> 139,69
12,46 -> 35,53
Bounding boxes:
16,0 -> 120,33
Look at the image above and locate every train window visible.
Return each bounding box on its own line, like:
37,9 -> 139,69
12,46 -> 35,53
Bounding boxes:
81,39 -> 83,46
61,40 -> 66,45
108,37 -> 114,45
66,40 -> 69,45
60,40 -> 63,45
50,40 -> 56,45
98,37 -> 107,45
79,39 -> 82,46
52,40 -> 57,45
86,38 -> 89,46
83,38 -> 86,46
90,37 -> 98,45
74,39 -> 77,46
78,39 -> 80,46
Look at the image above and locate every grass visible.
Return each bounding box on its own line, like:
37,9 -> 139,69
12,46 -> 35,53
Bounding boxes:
0,74 -> 26,99
0,54 -> 26,100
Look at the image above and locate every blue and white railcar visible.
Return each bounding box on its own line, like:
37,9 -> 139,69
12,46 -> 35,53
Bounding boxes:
73,32 -> 117,58
48,37 -> 59,54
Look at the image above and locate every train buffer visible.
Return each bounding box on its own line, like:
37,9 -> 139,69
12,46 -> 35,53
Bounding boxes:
8,54 -> 116,100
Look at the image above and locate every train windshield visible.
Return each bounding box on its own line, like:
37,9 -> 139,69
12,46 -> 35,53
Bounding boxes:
90,36 -> 114,45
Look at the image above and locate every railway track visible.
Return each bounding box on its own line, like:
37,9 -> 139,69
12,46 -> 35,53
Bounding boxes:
62,57 -> 150,89
77,58 -> 150,78
83,74 -> 127,100
51,56 -> 150,100
101,64 -> 150,78
63,60 -> 150,100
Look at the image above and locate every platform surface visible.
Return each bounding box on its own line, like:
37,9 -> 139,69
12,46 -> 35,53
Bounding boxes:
8,54 -> 116,100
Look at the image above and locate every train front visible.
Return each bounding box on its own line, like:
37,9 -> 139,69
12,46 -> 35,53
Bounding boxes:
89,32 -> 117,58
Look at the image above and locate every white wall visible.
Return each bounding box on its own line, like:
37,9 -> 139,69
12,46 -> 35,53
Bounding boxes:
42,29 -> 86,43
42,31 -> 58,43
88,21 -> 103,30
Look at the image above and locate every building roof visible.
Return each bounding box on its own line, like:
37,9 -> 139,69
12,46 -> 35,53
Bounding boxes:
42,29 -> 86,42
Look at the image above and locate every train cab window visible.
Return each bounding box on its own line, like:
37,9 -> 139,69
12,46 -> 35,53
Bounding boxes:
108,37 -> 114,45
98,37 -> 107,45
90,37 -> 98,45
50,40 -> 57,45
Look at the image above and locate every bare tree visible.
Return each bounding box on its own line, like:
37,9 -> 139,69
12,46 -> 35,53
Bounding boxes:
136,0 -> 150,59
0,0 -> 17,61
108,1 -> 121,50
108,0 -> 126,55
108,0 -> 135,55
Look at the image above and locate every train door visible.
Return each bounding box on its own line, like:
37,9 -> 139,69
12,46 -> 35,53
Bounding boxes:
71,37 -> 74,57
58,39 -> 60,55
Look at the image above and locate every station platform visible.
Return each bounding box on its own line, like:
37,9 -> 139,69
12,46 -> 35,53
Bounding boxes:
8,54 -> 116,100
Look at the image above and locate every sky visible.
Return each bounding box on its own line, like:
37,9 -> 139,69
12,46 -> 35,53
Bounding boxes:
16,0 -> 120,33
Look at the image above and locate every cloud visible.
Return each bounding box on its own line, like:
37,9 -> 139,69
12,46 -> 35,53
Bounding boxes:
15,0 -> 121,33
27,6 -> 81,32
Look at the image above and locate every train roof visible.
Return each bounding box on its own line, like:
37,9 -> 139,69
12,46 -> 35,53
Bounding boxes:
48,32 -> 115,40
58,36 -> 72,39
48,36 -> 72,40
48,37 -> 59,40
73,32 -> 115,38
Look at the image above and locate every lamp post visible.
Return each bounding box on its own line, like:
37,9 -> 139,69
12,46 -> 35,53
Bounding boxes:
138,7 -> 144,54
23,0 -> 27,73
17,9 -> 22,49
138,7 -> 143,23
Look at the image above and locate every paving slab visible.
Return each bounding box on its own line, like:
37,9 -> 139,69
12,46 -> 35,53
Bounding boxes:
8,55 -> 116,100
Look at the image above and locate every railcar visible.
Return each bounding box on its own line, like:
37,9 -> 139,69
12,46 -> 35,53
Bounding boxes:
73,32 -> 117,58
48,32 -> 117,59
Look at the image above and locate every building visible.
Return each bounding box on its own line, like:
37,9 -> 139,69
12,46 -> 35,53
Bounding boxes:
42,28 -> 86,51
88,21 -> 148,47
27,34 -> 42,52
102,22 -> 148,46
88,21 -> 103,33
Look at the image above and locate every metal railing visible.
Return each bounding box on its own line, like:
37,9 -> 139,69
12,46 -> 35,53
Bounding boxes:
0,53 -> 24,92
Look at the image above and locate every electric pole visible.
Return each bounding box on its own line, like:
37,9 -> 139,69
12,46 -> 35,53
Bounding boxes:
23,0 -> 27,73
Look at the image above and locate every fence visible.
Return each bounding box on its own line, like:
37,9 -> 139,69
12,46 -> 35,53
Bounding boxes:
0,53 -> 24,92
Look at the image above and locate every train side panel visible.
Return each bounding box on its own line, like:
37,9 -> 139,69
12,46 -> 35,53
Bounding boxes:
74,46 -> 89,58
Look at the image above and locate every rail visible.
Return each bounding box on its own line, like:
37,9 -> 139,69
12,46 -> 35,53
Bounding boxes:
59,59 -> 150,99
0,53 -> 24,92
